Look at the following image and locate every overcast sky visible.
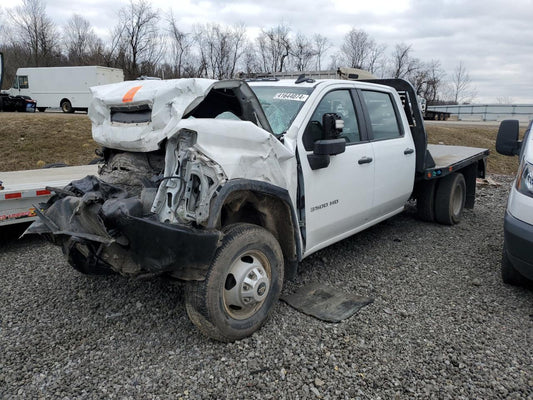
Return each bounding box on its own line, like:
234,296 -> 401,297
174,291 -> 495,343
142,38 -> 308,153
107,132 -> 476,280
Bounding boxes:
6,0 -> 533,103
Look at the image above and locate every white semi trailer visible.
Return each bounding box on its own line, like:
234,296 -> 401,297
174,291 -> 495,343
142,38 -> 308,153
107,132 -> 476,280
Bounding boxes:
8,66 -> 123,113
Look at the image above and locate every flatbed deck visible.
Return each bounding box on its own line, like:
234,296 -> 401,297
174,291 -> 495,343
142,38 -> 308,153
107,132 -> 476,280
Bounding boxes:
1,165 -> 98,194
424,144 -> 489,179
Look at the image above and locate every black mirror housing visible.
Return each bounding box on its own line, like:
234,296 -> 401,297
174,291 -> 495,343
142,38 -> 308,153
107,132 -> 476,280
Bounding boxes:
496,120 -> 521,156
313,138 -> 346,156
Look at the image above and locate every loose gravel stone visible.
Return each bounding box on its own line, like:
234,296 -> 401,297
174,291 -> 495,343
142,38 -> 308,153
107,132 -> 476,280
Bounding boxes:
0,174 -> 532,399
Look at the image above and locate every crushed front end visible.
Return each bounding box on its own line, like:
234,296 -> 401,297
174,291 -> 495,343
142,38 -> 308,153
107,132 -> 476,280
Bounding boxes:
26,78 -> 274,280
27,147 -> 224,280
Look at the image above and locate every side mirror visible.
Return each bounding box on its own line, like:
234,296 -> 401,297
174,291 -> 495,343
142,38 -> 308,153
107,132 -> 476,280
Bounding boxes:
496,120 -> 521,156
308,137 -> 346,170
305,112 -> 347,170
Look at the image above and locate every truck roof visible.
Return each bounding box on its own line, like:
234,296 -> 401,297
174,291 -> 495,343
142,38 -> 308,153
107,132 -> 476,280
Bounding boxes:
247,78 -> 394,92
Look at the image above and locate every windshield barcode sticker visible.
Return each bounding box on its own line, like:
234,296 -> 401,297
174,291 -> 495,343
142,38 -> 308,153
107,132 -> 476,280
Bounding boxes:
273,93 -> 309,102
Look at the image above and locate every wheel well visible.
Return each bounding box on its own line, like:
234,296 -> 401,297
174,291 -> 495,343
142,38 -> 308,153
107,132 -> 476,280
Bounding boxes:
60,98 -> 71,106
218,190 -> 299,275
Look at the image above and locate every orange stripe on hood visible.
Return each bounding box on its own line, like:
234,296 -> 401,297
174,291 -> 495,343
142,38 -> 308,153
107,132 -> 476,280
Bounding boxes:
122,86 -> 142,103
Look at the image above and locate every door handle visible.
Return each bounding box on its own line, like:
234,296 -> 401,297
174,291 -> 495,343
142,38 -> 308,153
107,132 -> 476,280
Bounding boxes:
404,148 -> 414,155
358,156 -> 373,165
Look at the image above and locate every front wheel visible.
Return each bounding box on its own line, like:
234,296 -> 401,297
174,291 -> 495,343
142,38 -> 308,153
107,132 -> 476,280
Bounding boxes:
185,223 -> 284,342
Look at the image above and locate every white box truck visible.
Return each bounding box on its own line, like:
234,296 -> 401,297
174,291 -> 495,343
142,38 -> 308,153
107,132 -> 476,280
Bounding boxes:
8,66 -> 123,113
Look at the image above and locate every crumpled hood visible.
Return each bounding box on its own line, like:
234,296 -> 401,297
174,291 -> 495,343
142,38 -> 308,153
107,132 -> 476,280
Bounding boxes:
89,78 -> 218,152
174,118 -> 295,190
89,78 -> 273,153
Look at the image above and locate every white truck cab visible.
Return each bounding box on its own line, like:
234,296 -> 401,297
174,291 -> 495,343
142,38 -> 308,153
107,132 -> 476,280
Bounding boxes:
27,76 -> 488,341
496,120 -> 533,285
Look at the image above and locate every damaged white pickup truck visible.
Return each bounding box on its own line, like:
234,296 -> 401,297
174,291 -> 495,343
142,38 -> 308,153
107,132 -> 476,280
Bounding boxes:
27,75 -> 488,341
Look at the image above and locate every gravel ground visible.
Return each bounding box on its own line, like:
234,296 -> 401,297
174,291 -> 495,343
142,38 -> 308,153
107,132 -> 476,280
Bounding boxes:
1,175 -> 532,399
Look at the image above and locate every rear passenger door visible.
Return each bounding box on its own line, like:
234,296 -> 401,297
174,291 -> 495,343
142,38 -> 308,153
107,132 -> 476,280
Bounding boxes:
359,89 -> 416,218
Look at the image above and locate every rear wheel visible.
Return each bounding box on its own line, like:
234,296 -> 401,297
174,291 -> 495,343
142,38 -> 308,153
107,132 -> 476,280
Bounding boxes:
61,100 -> 73,113
416,179 -> 437,222
435,172 -> 466,225
185,223 -> 284,342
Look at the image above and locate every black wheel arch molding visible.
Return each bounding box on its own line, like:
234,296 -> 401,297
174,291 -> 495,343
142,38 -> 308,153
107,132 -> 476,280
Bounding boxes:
206,178 -> 302,280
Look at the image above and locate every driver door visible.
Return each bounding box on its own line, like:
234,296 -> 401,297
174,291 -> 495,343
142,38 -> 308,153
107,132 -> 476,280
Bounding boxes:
299,89 -> 375,256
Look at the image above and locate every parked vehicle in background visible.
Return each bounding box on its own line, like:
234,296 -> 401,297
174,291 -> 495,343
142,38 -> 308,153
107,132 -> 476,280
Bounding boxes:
0,53 -> 36,112
0,52 -> 99,227
8,66 -> 123,113
496,120 -> 533,286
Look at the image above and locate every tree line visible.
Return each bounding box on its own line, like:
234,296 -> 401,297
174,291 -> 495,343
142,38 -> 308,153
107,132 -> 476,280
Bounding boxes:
0,0 -> 475,104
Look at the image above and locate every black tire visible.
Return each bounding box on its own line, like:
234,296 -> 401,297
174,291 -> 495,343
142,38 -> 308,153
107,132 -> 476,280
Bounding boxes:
37,107 -> 47,112
435,172 -> 466,225
61,100 -> 74,113
63,238 -> 116,275
416,179 -> 437,222
501,244 -> 529,286
185,223 -> 284,342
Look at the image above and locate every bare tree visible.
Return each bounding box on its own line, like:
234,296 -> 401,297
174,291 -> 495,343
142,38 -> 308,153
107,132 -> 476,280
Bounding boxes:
312,34 -> 330,71
366,42 -> 386,76
341,28 -> 371,69
7,0 -> 59,66
390,43 -> 420,80
167,10 -> 193,78
193,23 -> 247,79
451,61 -> 476,104
115,0 -> 163,79
256,24 -> 291,73
290,33 -> 315,71
63,14 -> 99,65
420,60 -> 445,104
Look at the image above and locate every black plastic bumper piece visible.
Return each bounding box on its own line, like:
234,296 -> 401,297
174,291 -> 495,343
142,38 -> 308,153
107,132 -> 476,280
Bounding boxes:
504,211 -> 533,280
118,216 -> 221,280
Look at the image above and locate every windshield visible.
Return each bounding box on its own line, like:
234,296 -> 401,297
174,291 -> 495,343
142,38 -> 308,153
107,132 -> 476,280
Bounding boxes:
250,86 -> 314,135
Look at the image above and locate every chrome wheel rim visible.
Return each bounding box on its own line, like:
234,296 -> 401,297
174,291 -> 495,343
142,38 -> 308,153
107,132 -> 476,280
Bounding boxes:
452,183 -> 464,216
223,250 -> 271,320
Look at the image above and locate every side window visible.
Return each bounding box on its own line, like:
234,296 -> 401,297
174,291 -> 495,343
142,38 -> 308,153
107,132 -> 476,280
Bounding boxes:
303,90 -> 360,150
18,76 -> 29,89
361,90 -> 402,140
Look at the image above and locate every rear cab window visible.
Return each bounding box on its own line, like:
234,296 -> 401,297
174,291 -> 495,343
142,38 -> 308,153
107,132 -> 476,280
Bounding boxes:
361,90 -> 403,141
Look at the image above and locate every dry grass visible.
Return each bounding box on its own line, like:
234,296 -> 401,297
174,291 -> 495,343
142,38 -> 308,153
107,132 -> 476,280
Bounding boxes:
0,112 -> 97,172
0,112 -> 523,175
426,123 -> 524,176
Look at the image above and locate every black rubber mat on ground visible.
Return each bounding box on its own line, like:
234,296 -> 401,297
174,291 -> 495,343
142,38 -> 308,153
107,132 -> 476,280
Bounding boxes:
281,283 -> 374,323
